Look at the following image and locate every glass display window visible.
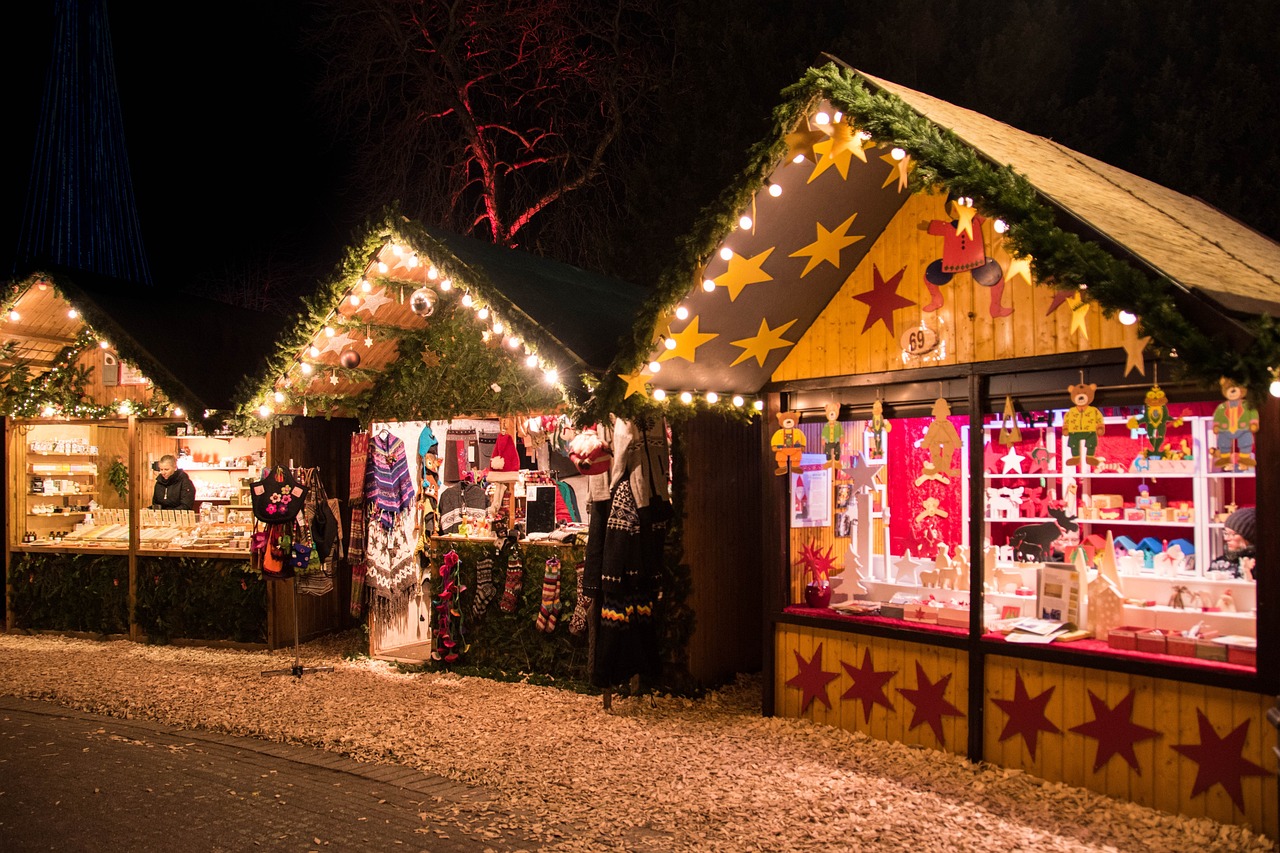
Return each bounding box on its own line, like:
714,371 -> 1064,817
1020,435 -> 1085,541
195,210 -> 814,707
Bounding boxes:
12,420 -> 129,548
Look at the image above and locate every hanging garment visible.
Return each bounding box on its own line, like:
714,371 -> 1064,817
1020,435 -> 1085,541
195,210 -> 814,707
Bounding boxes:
364,507 -> 419,611
348,432 -> 371,613
443,428 -> 477,483
366,430 -> 416,529
438,479 -> 488,534
592,479 -> 662,688
297,468 -> 338,597
476,430 -> 498,471
555,480 -> 581,523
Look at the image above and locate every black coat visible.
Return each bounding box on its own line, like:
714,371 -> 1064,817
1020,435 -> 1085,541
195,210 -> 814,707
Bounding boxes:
152,470 -> 196,510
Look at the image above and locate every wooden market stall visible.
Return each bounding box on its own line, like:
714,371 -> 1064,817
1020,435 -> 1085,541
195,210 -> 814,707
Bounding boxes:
592,61 -> 1280,836
0,268 -> 333,649
238,216 -> 710,685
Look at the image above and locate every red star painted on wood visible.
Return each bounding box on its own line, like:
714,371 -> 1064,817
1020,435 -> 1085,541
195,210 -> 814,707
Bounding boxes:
897,661 -> 964,745
840,648 -> 897,723
1068,690 -> 1161,774
1044,287 -> 1072,316
852,264 -> 915,335
991,671 -> 1061,759
786,642 -> 840,713
1171,708 -> 1270,811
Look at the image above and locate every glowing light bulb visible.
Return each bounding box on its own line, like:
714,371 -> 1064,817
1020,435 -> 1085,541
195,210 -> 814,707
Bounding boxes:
440,278 -> 452,291
814,111 -> 830,125
324,326 -> 335,337
6,309 -> 18,322
738,215 -> 752,230
461,292 -> 473,307
99,340 -> 110,349
705,391 -> 719,404
492,320 -> 504,335
719,247 -> 733,261
427,265 -> 438,280
525,354 -> 538,367
274,391 -> 285,404
648,361 -> 661,373
543,369 -> 559,384
674,305 -> 689,320
732,395 -> 744,407
477,307 -> 489,320
67,308 -> 78,319
680,391 -> 693,404
993,218 -> 1008,234
41,405 -> 54,417
702,278 -> 716,292
173,407 -> 183,418
118,400 -> 133,415
652,389 -> 667,401
349,294 -> 360,306
792,154 -> 805,164
1118,311 -> 1137,326
300,362 -> 313,375
391,244 -> 404,257
664,337 -> 677,350
377,261 -> 389,273
309,346 -> 320,358
360,279 -> 372,292
406,254 -> 419,268
1271,379 -> 1280,398
753,400 -> 764,411
506,336 -> 520,349
891,147 -> 906,161
259,405 -> 271,418
768,182 -> 782,197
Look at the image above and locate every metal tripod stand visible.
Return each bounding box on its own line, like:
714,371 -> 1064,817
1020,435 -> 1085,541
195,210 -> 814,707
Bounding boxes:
261,577 -> 334,678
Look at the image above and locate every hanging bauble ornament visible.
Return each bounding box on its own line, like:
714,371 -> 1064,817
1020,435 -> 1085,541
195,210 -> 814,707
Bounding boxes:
409,286 -> 438,318
339,349 -> 361,369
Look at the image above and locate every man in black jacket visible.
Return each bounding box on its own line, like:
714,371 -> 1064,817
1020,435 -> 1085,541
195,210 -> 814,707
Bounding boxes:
152,455 -> 196,510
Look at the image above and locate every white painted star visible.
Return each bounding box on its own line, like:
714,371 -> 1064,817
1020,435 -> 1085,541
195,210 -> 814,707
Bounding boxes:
893,552 -> 920,585
355,288 -> 393,317
329,372 -> 340,385
847,453 -> 883,493
1000,446 -> 1026,474
364,335 -> 374,348
320,331 -> 357,355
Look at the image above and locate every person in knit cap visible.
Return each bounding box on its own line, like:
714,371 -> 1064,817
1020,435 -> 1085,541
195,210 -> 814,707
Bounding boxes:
1210,506 -> 1257,579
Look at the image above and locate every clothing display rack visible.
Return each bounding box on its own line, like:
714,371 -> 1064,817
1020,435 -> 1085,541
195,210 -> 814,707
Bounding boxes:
261,576 -> 334,679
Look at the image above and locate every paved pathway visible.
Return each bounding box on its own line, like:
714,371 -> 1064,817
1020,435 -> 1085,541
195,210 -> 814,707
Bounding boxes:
0,696 -> 539,852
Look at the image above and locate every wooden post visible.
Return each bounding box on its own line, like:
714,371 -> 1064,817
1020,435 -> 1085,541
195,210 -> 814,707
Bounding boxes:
126,415 -> 139,641
1254,392 -> 1278,693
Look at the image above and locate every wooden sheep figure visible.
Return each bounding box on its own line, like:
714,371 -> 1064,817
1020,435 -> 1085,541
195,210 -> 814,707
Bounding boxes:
918,569 -> 941,588
991,567 -> 1024,593
1008,506 -> 1079,562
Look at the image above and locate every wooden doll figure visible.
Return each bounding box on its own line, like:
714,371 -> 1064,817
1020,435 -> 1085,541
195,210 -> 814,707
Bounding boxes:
1212,377 -> 1259,470
919,397 -> 961,481
867,399 -> 890,458
821,402 -> 844,470
1127,383 -> 1183,459
1062,382 -> 1104,465
770,410 -> 805,475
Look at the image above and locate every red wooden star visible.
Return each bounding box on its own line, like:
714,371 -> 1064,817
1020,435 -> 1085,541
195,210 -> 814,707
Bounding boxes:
897,661 -> 964,745
982,441 -> 1004,474
852,264 -> 915,335
1068,689 -> 1161,774
1171,708 -> 1269,811
786,642 -> 840,713
991,671 -> 1061,759
841,648 -> 897,723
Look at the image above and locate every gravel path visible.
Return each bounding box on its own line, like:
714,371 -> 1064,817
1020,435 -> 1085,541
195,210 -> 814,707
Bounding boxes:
0,632 -> 1271,852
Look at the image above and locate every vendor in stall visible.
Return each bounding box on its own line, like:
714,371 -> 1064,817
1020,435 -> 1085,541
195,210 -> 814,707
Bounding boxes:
1210,506 -> 1257,580
152,454 -> 196,510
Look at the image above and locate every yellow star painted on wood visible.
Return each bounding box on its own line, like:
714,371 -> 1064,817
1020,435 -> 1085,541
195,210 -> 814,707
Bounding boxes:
1067,293 -> 1090,339
713,248 -> 774,301
730,317 -> 798,367
879,152 -> 914,191
808,121 -> 857,183
789,214 -> 864,277
1006,255 -> 1033,286
658,316 -> 718,364
1122,323 -> 1151,376
951,199 -> 978,240
618,368 -> 653,399
785,127 -> 827,163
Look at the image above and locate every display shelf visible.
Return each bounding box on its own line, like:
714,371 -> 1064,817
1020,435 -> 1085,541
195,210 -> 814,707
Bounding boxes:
1077,518 -> 1194,527
184,465 -> 251,471
1063,471 -> 1197,479
29,490 -> 98,496
26,451 -> 99,457
985,473 -> 1063,480
27,511 -> 87,517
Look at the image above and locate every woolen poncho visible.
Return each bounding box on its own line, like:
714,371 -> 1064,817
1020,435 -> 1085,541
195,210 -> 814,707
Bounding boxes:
365,431 -> 416,528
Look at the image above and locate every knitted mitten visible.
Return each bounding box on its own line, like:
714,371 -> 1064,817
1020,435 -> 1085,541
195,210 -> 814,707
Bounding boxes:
535,558 -> 562,633
471,557 -> 497,618
568,561 -> 592,636
499,547 -> 524,613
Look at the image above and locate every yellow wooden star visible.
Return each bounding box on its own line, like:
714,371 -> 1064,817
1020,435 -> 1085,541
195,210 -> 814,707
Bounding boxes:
658,315 -> 718,363
1066,293 -> 1090,339
1122,323 -> 1151,377
951,199 -> 978,240
1005,255 -> 1033,286
729,317 -> 797,367
877,152 -> 913,191
808,121 -> 857,183
789,214 -> 864,277
785,127 -> 826,163
618,368 -> 652,399
713,248 -> 774,301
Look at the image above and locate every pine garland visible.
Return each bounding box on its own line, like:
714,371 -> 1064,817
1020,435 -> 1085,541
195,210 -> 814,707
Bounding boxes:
590,62 -> 1280,422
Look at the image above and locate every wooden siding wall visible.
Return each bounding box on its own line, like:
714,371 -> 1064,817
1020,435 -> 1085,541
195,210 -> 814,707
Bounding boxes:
775,623 -> 969,755
774,192 -> 1128,382
267,418 -> 358,647
74,348 -> 157,408
680,412 -> 764,685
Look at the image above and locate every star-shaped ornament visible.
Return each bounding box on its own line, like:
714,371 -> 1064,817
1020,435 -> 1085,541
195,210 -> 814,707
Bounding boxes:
658,316 -> 719,364
785,642 -> 840,713
355,288 -> 393,317
364,334 -> 374,348
713,248 -> 775,301
1044,286 -> 1073,316
1000,446 -> 1026,474
992,671 -> 1061,759
892,552 -> 920,585
329,372 -> 340,386
1171,709 -> 1269,810
789,214 -> 864,277
846,453 -> 883,493
841,648 -> 897,723
320,331 -> 357,355
421,348 -> 441,368
879,151 -> 913,192
852,264 -> 915,336
897,662 -> 965,746
1005,255 -> 1033,286
951,199 -> 978,240
730,317 -> 797,367
1067,293 -> 1091,339
1122,323 -> 1151,377
808,121 -> 859,182
983,441 -> 1005,474
618,368 -> 652,399
1069,690 -> 1160,774
785,127 -> 826,163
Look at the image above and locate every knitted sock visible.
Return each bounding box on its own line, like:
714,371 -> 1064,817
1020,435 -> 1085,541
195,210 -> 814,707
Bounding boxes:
568,561 -> 592,637
499,548 -> 524,613
535,558 -> 562,633
471,557 -> 497,618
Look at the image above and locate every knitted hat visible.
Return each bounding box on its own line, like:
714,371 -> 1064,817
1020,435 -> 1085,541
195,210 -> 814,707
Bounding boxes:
1224,507 -> 1257,545
487,433 -> 521,480
418,424 -> 439,457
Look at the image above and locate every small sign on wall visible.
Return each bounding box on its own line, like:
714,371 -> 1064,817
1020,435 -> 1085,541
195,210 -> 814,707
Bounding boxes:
790,455 -> 831,529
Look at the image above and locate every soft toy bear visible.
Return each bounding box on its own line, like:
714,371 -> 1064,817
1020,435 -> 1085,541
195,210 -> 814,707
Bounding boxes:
770,410 -> 805,475
1063,383 -> 1105,465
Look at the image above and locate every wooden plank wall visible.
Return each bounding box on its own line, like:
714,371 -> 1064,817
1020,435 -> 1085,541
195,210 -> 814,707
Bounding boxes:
985,655 -> 1276,837
773,192 -> 1127,382
774,623 -> 969,755
75,348 -> 157,408
680,411 -> 764,686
